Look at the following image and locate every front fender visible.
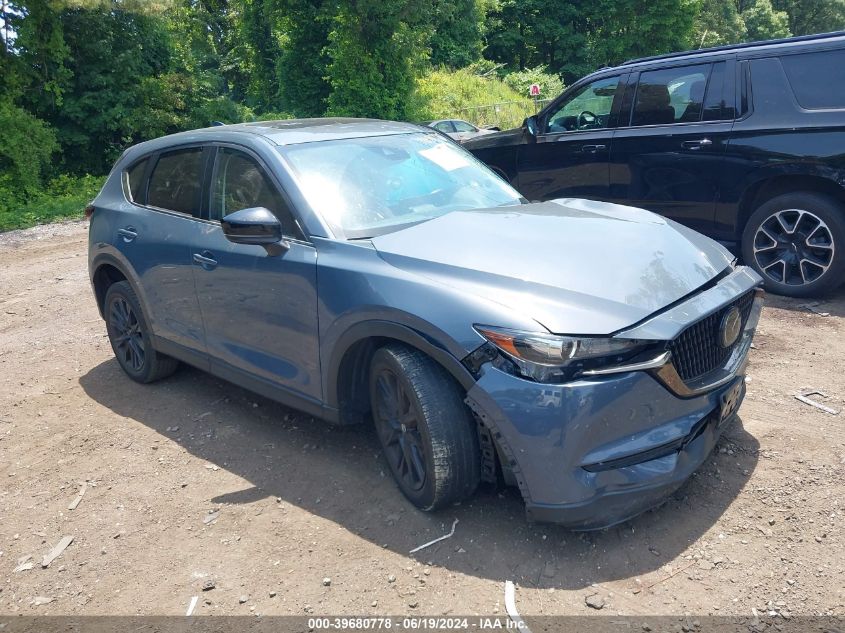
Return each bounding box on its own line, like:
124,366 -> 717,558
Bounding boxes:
323,318 -> 478,412
313,237 -> 543,413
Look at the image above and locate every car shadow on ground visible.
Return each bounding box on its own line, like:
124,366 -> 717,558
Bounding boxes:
763,284 -> 845,318
80,359 -> 759,590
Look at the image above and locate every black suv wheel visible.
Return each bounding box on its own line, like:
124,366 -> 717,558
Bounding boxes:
105,281 -> 179,383
742,192 -> 845,297
369,344 -> 480,511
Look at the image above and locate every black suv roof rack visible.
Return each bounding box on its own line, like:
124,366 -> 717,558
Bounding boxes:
621,30 -> 845,66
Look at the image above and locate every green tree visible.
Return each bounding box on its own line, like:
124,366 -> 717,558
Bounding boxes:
693,0 -> 747,46
589,0 -> 700,67
485,0 -> 698,82
325,0 -> 431,119
429,0 -> 485,68
6,0 -> 71,111
17,4 -> 175,173
0,101 -> 58,209
274,0 -> 332,117
484,0 -> 591,81
165,0 -> 249,104
771,0 -> 845,35
743,0 -> 791,40
238,0 -> 285,110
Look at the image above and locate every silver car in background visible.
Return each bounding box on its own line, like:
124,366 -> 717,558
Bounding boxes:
425,119 -> 499,143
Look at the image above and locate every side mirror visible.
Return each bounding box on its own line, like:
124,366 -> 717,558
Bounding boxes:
524,115 -> 539,137
221,207 -> 284,246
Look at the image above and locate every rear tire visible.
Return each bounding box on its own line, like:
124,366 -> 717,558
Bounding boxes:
104,281 -> 179,383
369,344 -> 480,511
741,192 -> 845,297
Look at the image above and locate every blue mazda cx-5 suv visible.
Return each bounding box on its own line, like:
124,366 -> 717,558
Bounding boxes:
87,118 -> 763,529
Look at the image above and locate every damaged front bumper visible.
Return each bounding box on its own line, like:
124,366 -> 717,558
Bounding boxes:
465,269 -> 763,530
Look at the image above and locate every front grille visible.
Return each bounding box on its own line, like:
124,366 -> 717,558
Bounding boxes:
669,291 -> 755,382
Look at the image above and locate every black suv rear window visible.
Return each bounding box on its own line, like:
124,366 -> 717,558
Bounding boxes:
781,49 -> 845,110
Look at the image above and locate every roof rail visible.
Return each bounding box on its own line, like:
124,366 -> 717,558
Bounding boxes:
621,30 -> 845,66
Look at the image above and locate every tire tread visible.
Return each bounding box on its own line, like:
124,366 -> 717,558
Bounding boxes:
373,344 -> 480,511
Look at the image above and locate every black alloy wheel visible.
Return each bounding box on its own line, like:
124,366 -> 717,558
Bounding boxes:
109,294 -> 145,373
104,281 -> 179,383
373,366 -> 429,492
369,344 -> 480,511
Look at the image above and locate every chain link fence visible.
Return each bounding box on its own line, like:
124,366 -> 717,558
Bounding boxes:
456,98 -> 552,130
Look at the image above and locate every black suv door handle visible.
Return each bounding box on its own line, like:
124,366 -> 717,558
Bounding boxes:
117,227 -> 137,242
193,251 -> 217,269
682,138 -> 713,150
580,144 -> 607,153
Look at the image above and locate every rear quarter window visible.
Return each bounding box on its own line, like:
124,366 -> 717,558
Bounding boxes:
781,49 -> 845,110
125,158 -> 148,203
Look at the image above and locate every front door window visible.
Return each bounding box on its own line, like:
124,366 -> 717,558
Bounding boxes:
545,76 -> 621,134
210,147 -> 302,238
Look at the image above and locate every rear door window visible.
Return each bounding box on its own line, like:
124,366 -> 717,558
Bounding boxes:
702,61 -> 729,121
433,121 -> 455,133
631,64 -> 711,126
452,120 -> 477,133
781,49 -> 845,110
148,148 -> 205,217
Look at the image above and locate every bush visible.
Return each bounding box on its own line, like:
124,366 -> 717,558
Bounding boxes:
251,111 -> 295,122
502,66 -> 565,100
0,103 -> 58,199
408,67 -> 535,129
190,96 -> 258,128
0,174 -> 104,232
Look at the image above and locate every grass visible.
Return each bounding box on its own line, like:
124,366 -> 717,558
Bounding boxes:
409,68 -> 536,130
0,175 -> 105,232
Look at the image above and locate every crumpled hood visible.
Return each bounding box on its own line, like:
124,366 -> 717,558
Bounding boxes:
370,199 -> 734,335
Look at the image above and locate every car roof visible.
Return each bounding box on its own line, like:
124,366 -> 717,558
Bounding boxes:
621,30 -> 845,67
229,118 -> 421,145
123,118 -> 424,159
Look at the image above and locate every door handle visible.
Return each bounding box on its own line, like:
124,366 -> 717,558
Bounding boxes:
682,138 -> 713,150
580,144 -> 607,153
193,251 -> 218,269
117,227 -> 137,242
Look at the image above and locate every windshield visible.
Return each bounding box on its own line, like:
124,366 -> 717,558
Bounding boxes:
279,132 -> 523,238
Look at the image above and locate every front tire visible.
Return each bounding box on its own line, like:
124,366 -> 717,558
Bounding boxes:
369,344 -> 480,511
104,281 -> 179,383
742,192 -> 845,297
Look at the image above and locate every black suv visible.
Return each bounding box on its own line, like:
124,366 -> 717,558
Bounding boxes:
465,32 -> 845,297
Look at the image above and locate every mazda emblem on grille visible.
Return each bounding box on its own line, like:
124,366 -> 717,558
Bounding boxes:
718,306 -> 742,348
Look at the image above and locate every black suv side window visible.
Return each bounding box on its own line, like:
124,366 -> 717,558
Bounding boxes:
631,64 -> 711,127
781,49 -> 845,110
210,147 -> 302,238
546,76 -> 620,133
125,158 -> 148,203
148,148 -> 204,217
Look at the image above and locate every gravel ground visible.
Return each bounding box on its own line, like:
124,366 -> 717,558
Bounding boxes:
0,221 -> 843,619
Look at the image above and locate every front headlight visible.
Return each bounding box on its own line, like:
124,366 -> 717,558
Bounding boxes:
473,325 -> 650,383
